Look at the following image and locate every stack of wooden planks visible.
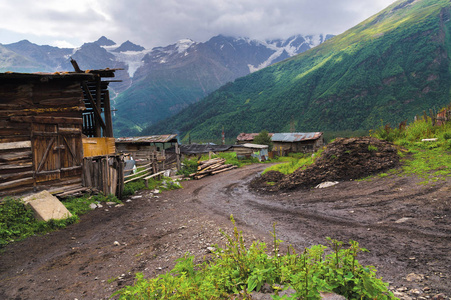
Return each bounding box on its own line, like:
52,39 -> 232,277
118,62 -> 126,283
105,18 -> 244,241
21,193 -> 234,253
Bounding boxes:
189,158 -> 237,179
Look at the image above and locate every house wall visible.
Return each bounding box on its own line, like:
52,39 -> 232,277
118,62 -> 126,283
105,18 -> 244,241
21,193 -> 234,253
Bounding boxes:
273,137 -> 324,154
0,77 -> 86,198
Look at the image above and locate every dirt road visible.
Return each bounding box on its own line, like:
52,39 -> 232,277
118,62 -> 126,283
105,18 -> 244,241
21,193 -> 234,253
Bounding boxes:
0,163 -> 449,299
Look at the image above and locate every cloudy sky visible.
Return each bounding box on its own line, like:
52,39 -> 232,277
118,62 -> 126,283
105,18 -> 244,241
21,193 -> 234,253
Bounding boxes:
0,0 -> 398,49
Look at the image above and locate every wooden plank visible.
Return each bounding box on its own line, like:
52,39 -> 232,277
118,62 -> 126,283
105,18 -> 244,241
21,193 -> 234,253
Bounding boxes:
0,177 -> 34,191
0,151 -> 32,162
0,136 -> 30,143
0,171 -> 34,183
123,167 -> 152,179
0,162 -> 33,170
0,141 -> 31,150
144,171 -> 165,180
10,116 -> 83,125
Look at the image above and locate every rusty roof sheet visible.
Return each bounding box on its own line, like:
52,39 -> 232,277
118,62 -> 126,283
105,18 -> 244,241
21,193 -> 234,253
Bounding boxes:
271,132 -> 323,142
116,134 -> 178,144
236,132 -> 274,141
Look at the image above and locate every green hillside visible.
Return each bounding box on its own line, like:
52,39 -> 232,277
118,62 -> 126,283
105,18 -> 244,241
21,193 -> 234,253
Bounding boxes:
144,0 -> 451,141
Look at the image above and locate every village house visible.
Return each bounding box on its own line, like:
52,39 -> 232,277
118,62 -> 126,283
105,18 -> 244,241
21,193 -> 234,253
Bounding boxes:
236,132 -> 274,144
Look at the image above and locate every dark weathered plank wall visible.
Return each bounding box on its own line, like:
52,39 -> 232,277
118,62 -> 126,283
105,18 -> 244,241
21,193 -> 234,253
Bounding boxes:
0,77 -> 86,198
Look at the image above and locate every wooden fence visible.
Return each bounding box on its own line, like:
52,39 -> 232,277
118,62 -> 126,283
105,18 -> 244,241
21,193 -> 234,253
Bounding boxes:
82,155 -> 124,198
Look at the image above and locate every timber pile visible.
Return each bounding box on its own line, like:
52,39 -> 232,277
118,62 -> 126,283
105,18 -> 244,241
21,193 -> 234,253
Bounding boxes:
190,158 -> 237,179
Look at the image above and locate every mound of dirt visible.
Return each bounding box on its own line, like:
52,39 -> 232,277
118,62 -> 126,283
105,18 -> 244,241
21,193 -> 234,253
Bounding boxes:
251,137 -> 401,192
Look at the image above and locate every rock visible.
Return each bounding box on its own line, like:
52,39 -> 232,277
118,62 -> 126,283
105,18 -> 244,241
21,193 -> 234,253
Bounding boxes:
22,190 -> 72,222
89,203 -> 97,210
395,217 -> 413,224
113,241 -> 120,246
394,291 -> 413,300
106,202 -> 117,206
315,181 -> 339,189
126,200 -> 132,203
320,292 -> 346,299
131,195 -> 142,199
432,294 -> 446,300
406,273 -> 424,282
409,289 -> 421,296
115,204 -> 124,208
152,189 -> 160,194
206,246 -> 216,253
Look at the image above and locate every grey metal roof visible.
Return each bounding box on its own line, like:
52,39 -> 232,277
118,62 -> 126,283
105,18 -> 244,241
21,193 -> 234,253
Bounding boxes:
271,132 -> 323,142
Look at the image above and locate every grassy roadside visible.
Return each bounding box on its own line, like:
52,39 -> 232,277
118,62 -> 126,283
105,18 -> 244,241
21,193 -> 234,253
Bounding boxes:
0,176 -> 182,248
263,117 -> 451,183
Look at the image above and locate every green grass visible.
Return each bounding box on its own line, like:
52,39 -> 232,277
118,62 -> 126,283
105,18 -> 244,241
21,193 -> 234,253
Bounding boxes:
263,149 -> 324,175
0,193 -> 121,247
113,216 -> 395,299
371,116 -> 451,184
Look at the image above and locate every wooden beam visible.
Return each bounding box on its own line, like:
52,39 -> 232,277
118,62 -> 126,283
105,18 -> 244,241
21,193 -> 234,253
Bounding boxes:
103,90 -> 114,137
10,116 -> 83,125
81,81 -> 106,132
95,77 -> 102,137
0,141 -> 31,150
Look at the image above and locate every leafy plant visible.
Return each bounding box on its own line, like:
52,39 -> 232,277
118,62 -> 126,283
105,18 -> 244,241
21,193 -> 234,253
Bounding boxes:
0,198 -> 79,247
112,216 -> 396,299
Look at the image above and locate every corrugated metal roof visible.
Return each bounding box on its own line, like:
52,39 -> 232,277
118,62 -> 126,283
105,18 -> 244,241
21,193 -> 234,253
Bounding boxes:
271,132 -> 323,142
236,132 -> 274,141
116,134 -> 178,144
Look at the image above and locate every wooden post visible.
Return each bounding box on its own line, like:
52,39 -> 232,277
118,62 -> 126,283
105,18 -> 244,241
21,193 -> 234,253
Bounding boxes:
175,143 -> 181,172
104,90 -> 114,137
117,155 -> 124,199
95,77 -> 102,137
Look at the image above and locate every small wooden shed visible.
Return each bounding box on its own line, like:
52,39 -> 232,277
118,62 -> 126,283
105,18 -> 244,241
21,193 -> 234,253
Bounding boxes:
0,72 -> 95,197
115,135 -> 180,171
271,132 -> 324,154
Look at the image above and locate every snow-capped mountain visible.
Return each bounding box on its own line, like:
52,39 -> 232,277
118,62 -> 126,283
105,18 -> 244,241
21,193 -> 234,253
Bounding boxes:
0,34 -> 332,136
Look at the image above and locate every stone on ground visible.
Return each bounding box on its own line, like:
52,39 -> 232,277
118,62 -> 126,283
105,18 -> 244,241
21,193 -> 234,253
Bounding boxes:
22,190 -> 72,222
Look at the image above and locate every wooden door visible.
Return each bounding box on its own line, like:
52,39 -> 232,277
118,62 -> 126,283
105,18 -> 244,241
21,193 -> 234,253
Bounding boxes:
32,123 -> 83,184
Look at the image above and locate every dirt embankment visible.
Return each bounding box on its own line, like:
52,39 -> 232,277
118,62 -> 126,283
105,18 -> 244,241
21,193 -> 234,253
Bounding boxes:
251,137 -> 401,192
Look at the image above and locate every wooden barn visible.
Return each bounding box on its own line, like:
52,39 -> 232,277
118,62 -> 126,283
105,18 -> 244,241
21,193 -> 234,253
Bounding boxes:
0,68 -> 121,198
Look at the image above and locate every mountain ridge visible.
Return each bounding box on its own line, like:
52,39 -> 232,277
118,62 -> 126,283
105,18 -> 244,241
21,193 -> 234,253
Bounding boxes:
143,0 -> 451,142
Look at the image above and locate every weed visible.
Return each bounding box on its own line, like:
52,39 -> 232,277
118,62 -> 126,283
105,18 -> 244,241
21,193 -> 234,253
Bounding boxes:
112,216 -> 395,299
0,198 -> 79,247
368,145 -> 378,152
